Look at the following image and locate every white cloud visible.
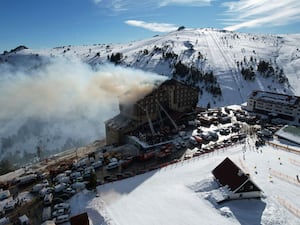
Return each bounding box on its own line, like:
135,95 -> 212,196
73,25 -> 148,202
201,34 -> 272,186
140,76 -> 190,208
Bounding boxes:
222,0 -> 300,31
93,0 -> 130,12
93,0 -> 213,12
125,20 -> 178,32
159,0 -> 212,7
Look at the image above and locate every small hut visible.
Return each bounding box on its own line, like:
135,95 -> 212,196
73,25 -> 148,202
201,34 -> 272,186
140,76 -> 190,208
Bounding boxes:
212,157 -> 262,201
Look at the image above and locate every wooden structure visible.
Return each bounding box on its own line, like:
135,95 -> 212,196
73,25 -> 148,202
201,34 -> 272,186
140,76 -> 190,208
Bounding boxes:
212,157 -> 262,201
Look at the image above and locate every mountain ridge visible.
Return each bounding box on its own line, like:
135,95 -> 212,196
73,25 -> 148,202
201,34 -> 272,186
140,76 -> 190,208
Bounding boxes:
2,28 -> 300,107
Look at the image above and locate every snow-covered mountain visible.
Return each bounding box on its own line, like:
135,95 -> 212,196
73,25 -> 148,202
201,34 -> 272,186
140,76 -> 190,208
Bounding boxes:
0,28 -> 300,163
2,28 -> 300,105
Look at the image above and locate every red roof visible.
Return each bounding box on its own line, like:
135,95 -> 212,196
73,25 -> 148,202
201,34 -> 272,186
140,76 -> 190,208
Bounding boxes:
212,157 -> 249,192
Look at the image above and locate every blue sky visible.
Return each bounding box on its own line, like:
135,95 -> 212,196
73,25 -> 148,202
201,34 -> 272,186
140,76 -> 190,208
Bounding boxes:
0,0 -> 299,52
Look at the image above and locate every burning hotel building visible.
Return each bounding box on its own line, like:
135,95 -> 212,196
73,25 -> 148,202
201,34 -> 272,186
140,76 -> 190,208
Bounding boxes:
105,79 -> 199,146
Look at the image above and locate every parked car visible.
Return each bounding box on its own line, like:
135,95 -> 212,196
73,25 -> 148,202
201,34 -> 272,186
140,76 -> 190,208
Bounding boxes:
4,200 -> 16,211
219,116 -> 231,124
220,128 -> 230,135
70,171 -> 81,180
200,132 -> 210,140
0,217 -> 9,225
52,209 -> 65,218
39,187 -> 54,198
238,133 -> 247,140
54,183 -> 67,193
56,176 -> 70,184
231,124 -> 240,132
54,173 -> 66,182
63,187 -> 75,195
41,179 -> 49,186
0,190 -> 10,201
44,193 -> 53,205
208,131 -> 219,141
91,160 -> 103,169
106,161 -> 119,170
55,215 -> 69,224
189,136 -> 197,145
0,206 -> 4,217
83,166 -> 95,178
53,203 -> 70,211
180,141 -> 186,148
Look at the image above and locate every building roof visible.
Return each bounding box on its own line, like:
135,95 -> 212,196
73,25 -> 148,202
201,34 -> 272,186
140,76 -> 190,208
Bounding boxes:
212,157 -> 250,192
105,114 -> 133,130
275,125 -> 300,145
141,78 -> 199,99
70,212 -> 89,225
161,78 -> 199,91
249,90 -> 300,107
127,135 -> 174,150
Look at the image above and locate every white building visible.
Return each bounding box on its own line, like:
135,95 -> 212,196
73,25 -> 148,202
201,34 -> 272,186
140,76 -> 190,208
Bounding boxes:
246,90 -> 300,125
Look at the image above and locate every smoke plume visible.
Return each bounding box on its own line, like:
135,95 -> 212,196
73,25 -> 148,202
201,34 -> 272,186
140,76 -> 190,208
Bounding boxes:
0,57 -> 166,162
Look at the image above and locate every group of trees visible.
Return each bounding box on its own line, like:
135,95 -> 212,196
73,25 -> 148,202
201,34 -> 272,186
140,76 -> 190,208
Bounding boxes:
238,57 -> 288,84
257,60 -> 286,83
174,61 -> 217,83
108,52 -> 123,64
150,45 -> 178,61
163,51 -> 178,60
173,61 -> 222,97
241,67 -> 256,81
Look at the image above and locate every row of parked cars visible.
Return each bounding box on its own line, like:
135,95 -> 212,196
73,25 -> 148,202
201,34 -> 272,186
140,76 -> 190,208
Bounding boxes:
73,155 -> 121,172
42,202 -> 71,224
51,203 -> 71,224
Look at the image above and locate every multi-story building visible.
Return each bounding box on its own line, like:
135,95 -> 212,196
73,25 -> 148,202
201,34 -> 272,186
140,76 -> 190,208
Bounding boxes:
119,79 -> 199,123
246,90 -> 300,125
105,79 -> 199,145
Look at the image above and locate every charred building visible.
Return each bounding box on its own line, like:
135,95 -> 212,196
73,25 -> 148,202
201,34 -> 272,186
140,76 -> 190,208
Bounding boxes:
105,79 -> 199,145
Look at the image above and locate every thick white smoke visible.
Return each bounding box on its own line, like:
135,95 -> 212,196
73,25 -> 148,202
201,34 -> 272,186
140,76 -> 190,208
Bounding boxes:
0,57 -> 166,162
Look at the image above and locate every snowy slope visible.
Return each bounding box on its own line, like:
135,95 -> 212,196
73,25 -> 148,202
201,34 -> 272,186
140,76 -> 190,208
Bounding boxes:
69,140 -> 300,225
2,28 -> 299,105
1,28 -> 300,163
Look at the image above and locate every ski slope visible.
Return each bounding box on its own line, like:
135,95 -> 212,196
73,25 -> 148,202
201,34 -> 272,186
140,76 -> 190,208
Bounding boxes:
2,28 -> 300,107
69,139 -> 300,225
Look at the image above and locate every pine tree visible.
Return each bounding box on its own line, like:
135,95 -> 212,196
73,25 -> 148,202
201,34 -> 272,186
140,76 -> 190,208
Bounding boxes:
207,102 -> 211,109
